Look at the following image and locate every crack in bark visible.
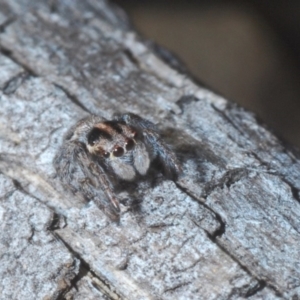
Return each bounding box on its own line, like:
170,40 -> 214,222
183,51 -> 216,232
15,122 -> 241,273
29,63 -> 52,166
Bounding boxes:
224,279 -> 266,299
123,48 -> 141,68
176,177 -> 285,298
27,225 -> 36,244
213,235 -> 283,298
175,94 -> 198,112
0,47 -> 38,77
0,16 -> 16,33
11,176 -> 64,213
211,103 -> 249,140
202,168 -> 250,198
0,155 -> 74,214
128,45 -> 179,90
34,126 -> 61,159
169,235 -> 195,261
179,167 -> 296,297
54,83 -> 92,114
175,182 -> 226,239
55,262 -> 88,300
163,281 -> 192,294
51,229 -> 121,300
5,175 -> 119,298
213,236 -> 284,298
54,258 -> 84,300
6,179 -> 80,298
212,102 -> 300,181
245,280 -> 266,298
247,150 -> 276,171
2,71 -> 30,94
48,0 -> 58,13
47,212 -> 67,231
0,175 -> 16,199
279,176 -> 300,204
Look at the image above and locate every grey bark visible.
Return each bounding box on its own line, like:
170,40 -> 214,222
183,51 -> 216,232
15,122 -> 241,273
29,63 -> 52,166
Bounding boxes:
0,0 -> 299,299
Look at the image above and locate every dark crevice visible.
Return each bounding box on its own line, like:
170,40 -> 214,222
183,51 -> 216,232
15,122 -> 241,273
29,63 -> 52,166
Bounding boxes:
11,179 -> 84,297
247,150 -> 274,171
163,281 -> 192,294
11,178 -> 114,298
149,43 -> 209,89
90,280 -> 118,300
213,102 -> 300,177
202,168 -> 250,198
176,179 -> 284,298
248,145 -> 299,183
0,16 -> 16,33
122,45 -> 179,89
48,0 -> 58,13
2,71 -> 30,94
0,188 -> 16,200
0,47 -> 11,57
27,225 -> 35,244
0,47 -> 38,77
0,173 -> 17,199
207,233 -> 283,298
48,212 -> 61,230
175,182 -> 226,239
123,48 -> 140,67
149,42 -> 189,75
54,84 -> 92,114
289,184 -> 300,203
245,280 -> 266,298
51,231 -> 120,300
176,95 -> 198,111
47,212 -> 67,231
177,168 -> 249,238
211,103 -> 248,139
279,176 -> 300,204
11,178 -> 66,220
279,138 -> 300,164
12,178 -> 42,204
12,178 -> 23,191
90,281 -> 107,298
55,259 -> 88,300
11,178 -> 70,230
209,213 -> 226,240
212,105 -> 273,167
225,280 -> 267,299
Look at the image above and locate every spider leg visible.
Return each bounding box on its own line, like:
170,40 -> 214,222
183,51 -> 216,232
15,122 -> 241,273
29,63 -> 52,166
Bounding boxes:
115,113 -> 157,131
83,158 -> 121,214
117,113 -> 181,179
143,128 -> 182,180
54,140 -> 120,219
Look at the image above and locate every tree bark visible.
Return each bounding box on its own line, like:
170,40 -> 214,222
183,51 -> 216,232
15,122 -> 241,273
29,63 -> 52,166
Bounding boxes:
0,1 -> 299,299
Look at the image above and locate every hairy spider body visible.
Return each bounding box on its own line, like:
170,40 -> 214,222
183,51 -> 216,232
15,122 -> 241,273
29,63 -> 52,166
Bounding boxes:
54,113 -> 181,219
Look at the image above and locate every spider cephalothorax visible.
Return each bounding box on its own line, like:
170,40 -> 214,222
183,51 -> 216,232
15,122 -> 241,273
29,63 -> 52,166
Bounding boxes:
54,113 -> 181,220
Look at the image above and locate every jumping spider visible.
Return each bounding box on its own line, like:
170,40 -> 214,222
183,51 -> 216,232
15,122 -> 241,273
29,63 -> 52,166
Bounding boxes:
54,113 -> 181,220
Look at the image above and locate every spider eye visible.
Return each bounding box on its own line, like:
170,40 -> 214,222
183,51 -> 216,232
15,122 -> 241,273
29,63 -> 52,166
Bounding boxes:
125,139 -> 135,151
103,151 -> 110,158
113,146 -> 124,157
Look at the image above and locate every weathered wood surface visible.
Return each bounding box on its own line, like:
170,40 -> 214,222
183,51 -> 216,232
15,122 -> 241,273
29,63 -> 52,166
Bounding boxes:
0,1 -> 300,299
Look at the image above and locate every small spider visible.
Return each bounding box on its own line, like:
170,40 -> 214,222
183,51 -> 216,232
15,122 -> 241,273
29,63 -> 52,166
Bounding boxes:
54,113 -> 181,220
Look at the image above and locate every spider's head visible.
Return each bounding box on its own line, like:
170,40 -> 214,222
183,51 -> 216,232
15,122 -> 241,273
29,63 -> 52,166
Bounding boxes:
86,121 -> 151,181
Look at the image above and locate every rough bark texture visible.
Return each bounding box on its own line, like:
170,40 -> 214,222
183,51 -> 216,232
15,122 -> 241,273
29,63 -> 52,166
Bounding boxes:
0,1 -> 299,299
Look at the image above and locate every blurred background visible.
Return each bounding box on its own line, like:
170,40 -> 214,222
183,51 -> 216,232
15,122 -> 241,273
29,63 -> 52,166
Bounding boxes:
112,0 -> 300,148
